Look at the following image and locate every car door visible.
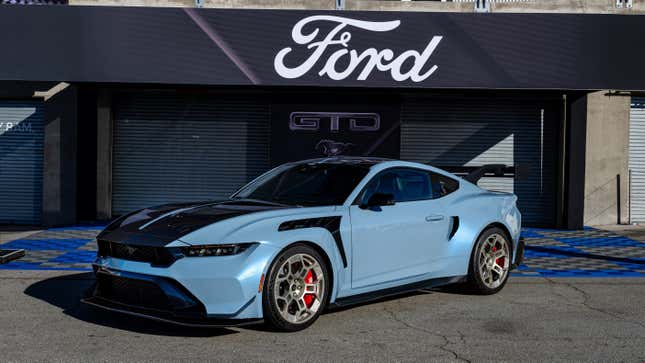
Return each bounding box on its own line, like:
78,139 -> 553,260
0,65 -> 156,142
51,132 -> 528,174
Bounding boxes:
349,168 -> 451,289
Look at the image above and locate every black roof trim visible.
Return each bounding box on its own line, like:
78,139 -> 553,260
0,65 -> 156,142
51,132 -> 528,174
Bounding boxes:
293,156 -> 391,167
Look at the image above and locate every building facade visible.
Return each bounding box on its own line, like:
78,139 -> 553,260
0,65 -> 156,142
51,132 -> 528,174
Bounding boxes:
0,1 -> 644,228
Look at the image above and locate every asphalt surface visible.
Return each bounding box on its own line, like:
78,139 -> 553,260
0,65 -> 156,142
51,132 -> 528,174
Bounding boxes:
1,270 -> 644,362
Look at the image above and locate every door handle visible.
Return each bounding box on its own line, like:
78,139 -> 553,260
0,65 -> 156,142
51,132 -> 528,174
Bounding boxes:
426,215 -> 445,222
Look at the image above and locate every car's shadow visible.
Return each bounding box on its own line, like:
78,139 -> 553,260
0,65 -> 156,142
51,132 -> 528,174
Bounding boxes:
24,272 -> 237,337
25,273 -> 474,335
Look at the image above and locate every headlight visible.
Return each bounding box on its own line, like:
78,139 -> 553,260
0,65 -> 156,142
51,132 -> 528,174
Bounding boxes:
180,243 -> 256,257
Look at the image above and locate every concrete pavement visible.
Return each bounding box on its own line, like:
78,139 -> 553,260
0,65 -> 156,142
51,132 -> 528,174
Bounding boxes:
1,270 -> 644,362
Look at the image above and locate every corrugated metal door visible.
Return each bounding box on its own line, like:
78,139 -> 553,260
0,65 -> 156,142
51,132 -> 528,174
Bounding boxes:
112,93 -> 270,215
629,97 -> 645,222
0,100 -> 44,225
401,96 -> 557,227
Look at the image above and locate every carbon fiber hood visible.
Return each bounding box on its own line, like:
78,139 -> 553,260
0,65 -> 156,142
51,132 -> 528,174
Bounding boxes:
97,200 -> 288,247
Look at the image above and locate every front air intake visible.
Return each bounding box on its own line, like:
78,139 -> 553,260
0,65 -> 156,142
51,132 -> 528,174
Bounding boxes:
96,240 -> 178,266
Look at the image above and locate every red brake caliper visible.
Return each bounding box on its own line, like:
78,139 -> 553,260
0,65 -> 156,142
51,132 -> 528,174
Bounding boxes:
303,270 -> 315,308
493,245 -> 504,267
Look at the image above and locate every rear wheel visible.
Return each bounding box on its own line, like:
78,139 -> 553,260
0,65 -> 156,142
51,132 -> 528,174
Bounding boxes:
466,227 -> 511,294
262,244 -> 329,332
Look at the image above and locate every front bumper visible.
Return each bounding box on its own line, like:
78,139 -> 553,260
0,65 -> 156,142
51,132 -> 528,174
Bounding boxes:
88,242 -> 278,321
83,268 -> 262,327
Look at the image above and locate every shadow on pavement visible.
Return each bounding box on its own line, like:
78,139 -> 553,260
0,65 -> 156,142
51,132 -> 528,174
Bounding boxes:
24,272 -> 479,335
24,272 -> 237,337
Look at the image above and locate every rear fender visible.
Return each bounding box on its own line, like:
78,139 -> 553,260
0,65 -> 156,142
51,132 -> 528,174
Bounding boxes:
448,192 -> 521,274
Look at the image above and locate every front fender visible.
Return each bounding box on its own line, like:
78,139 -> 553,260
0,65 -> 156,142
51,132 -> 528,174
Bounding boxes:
259,227 -> 345,305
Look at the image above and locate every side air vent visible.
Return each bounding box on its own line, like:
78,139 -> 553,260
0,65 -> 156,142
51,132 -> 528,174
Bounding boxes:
449,216 -> 460,240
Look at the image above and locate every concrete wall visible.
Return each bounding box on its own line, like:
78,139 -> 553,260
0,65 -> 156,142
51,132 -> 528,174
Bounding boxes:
96,89 -> 113,221
583,91 -> 631,226
42,84 -> 78,226
493,0 -> 645,13
68,0 -> 645,13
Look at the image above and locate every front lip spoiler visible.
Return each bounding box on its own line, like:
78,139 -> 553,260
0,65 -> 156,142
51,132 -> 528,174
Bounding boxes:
81,296 -> 262,328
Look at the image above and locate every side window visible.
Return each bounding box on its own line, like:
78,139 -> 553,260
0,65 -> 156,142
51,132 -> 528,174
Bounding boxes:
395,170 -> 432,202
430,172 -> 459,198
360,169 -> 433,204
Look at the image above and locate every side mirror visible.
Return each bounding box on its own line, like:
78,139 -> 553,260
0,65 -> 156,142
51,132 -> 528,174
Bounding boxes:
360,193 -> 395,210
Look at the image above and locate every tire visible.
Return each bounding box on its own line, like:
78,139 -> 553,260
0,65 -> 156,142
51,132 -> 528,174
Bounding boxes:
262,244 -> 330,332
466,227 -> 512,295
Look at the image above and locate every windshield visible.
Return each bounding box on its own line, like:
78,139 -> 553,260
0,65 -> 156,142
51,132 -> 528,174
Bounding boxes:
233,163 -> 370,206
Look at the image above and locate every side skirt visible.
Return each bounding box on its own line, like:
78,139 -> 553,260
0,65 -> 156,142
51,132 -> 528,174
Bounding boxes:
330,275 -> 467,308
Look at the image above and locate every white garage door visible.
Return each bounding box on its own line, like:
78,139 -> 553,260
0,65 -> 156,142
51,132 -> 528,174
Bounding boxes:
401,95 -> 558,227
111,93 -> 270,215
0,100 -> 44,225
629,97 -> 645,222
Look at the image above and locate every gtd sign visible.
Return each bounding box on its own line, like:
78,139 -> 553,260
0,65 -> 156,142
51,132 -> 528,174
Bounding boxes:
274,15 -> 443,82
289,112 -> 380,133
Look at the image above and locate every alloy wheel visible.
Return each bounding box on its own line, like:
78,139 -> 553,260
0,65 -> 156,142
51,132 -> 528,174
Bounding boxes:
273,253 -> 325,324
477,233 -> 510,289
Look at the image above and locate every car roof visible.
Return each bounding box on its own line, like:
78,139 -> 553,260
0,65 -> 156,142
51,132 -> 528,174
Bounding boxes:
286,157 -> 464,179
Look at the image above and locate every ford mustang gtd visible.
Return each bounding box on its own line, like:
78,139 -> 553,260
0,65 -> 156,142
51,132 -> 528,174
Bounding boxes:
83,157 -> 524,331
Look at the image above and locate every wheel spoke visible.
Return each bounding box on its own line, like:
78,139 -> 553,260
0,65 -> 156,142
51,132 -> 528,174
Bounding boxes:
492,264 -> 504,276
299,268 -> 309,278
304,283 -> 319,295
276,274 -> 288,284
490,236 -> 498,246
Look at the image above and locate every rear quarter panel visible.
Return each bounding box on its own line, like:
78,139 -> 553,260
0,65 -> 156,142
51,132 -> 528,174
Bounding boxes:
442,182 -> 522,276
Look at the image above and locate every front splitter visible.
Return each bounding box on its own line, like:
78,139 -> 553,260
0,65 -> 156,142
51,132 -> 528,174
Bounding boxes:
82,296 -> 262,328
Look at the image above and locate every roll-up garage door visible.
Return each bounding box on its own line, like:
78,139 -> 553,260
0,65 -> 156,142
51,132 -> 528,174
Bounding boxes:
112,93 -> 270,215
401,96 -> 558,227
629,97 -> 645,222
0,100 -> 44,225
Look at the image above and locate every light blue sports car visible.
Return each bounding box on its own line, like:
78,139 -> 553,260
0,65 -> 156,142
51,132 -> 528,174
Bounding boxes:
83,157 -> 524,331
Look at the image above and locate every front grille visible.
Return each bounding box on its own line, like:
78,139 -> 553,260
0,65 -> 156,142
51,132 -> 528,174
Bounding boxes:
97,240 -> 177,266
95,273 -> 170,311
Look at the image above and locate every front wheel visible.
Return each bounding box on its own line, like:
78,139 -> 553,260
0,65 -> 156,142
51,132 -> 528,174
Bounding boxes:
466,227 -> 512,295
262,244 -> 329,332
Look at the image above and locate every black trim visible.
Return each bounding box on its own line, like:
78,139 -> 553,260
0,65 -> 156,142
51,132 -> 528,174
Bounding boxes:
97,240 -> 180,266
278,216 -> 347,268
0,249 -> 25,264
511,237 -> 525,270
331,275 -> 466,308
448,217 -> 459,240
92,268 -> 205,314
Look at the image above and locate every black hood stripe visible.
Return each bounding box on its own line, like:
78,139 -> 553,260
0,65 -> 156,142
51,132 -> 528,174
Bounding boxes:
98,199 -> 288,247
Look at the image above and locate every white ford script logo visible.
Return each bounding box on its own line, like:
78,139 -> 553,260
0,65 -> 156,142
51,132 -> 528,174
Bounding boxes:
274,15 -> 443,82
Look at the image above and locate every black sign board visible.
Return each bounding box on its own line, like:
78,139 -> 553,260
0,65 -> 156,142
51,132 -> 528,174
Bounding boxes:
0,6 -> 644,90
270,97 -> 400,165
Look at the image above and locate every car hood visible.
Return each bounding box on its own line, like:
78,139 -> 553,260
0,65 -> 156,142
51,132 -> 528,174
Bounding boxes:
96,199 -> 290,247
